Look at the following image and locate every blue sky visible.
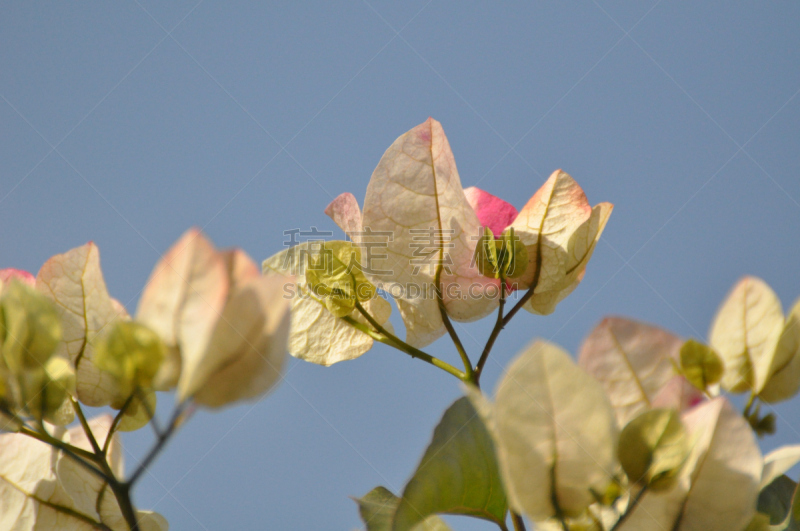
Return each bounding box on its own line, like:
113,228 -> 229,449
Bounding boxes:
2,2 -> 799,529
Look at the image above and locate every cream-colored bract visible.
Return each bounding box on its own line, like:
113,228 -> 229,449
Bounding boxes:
36,243 -> 128,407
186,274 -> 290,407
0,415 -> 168,531
760,298 -> 800,403
359,118 -> 499,347
578,316 -> 683,427
509,170 -> 613,315
263,242 -> 392,366
709,276 -> 784,394
491,340 -> 618,521
136,228 -> 229,391
138,229 -> 291,408
759,444 -> 800,490
620,398 -> 761,531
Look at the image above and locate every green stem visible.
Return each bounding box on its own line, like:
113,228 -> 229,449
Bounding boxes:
105,394 -> 136,456
71,398 -> 141,531
474,278 -> 506,387
743,392 -> 756,418
71,397 -> 104,457
610,485 -> 648,531
18,425 -> 106,479
435,271 -> 473,378
135,387 -> 162,438
347,303 -> 466,381
501,242 -> 543,329
510,511 -> 527,531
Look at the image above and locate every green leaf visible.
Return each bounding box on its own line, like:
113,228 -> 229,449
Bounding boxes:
618,408 -> 688,491
680,339 -> 724,391
758,475 -> 797,526
393,397 -> 507,530
355,487 -> 452,531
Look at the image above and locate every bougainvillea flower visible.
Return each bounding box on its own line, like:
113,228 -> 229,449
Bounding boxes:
137,228 -> 291,408
325,118 -> 612,347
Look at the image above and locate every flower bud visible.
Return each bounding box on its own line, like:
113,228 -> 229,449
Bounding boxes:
618,408 -> 688,491
0,280 -> 62,373
94,321 -> 166,399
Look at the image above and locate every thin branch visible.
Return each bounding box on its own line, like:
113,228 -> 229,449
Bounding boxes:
71,397 -> 104,457
105,394 -> 136,456
510,511 -> 527,531
135,387 -> 162,438
18,425 -> 108,481
348,303 -> 466,380
474,279 -> 506,386
610,485 -> 648,531
435,270 -> 473,378
127,402 -> 190,487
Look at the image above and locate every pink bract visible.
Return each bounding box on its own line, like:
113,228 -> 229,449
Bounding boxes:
463,187 -> 519,236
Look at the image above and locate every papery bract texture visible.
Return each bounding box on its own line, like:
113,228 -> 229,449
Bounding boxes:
359,118 -> 498,347
492,340 -> 618,521
264,242 -> 391,366
36,243 -> 127,407
579,316 -> 682,427
509,170 -> 612,315
0,415 -> 168,530
463,187 -> 519,237
620,398 -> 761,531
137,228 -> 229,391
709,276 -> 783,394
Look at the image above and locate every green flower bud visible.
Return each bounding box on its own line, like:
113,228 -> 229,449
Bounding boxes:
618,408 -> 689,491
474,227 -> 528,280
305,241 -> 375,317
94,321 -> 167,399
41,356 -> 76,425
0,280 -> 62,373
680,339 -> 724,391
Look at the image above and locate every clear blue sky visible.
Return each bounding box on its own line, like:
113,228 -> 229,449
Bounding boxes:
2,2 -> 799,529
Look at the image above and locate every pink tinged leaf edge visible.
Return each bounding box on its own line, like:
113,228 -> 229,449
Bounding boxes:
325,192 -> 363,240
0,268 -> 36,286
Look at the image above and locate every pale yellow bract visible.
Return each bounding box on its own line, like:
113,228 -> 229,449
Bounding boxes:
138,228 -> 291,407
36,243 -> 129,408
263,242 -> 392,366
490,340 -> 618,521
0,416 -> 168,530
